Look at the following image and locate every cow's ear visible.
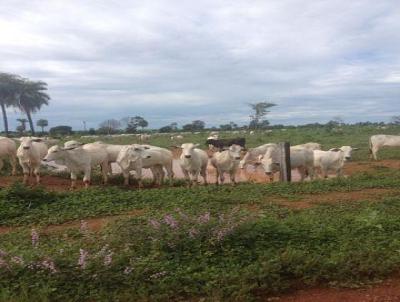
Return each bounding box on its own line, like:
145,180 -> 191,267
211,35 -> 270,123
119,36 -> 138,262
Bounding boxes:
329,148 -> 341,152
353,147 -> 360,151
194,143 -> 200,148
63,146 -> 77,151
13,138 -> 22,142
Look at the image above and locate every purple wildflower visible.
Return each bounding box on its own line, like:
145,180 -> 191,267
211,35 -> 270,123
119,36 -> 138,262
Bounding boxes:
188,227 -> 198,238
163,214 -> 178,229
150,270 -> 167,279
124,266 -> 133,275
149,219 -> 161,230
78,249 -> 89,269
0,258 -> 10,270
11,256 -> 24,266
198,212 -> 210,224
96,244 -> 110,258
31,229 -> 39,247
103,252 -> 113,266
41,258 -> 57,273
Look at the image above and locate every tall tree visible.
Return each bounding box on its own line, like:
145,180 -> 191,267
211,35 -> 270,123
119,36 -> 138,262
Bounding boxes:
390,116 -> 400,125
0,73 -> 20,136
248,101 -> 276,130
17,79 -> 50,135
37,119 -> 49,133
16,118 -> 28,133
99,119 -> 121,134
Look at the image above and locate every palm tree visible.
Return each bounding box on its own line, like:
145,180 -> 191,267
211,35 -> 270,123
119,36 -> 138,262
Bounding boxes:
17,79 -> 50,135
0,73 -> 20,136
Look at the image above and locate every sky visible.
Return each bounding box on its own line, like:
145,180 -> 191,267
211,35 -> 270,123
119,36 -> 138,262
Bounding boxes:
0,0 -> 399,130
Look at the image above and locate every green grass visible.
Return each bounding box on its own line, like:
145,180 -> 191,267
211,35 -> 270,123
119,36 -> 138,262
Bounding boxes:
2,194 -> 400,301
1,168 -> 400,227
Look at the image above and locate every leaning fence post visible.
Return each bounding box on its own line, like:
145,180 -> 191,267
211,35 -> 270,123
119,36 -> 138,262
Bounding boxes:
279,142 -> 291,182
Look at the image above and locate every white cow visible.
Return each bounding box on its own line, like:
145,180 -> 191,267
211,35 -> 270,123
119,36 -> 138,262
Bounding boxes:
171,135 -> 184,141
178,143 -> 208,186
239,143 -> 277,169
0,136 -> 17,175
116,146 -> 173,186
369,135 -> 400,160
260,146 -> 314,182
67,142 -> 110,182
44,143 -> 110,188
16,137 -> 48,184
210,144 -> 242,185
292,142 -> 321,150
313,146 -> 358,178
139,134 -> 151,142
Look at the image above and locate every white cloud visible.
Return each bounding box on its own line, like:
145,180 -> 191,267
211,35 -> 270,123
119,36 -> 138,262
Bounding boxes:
0,0 -> 399,130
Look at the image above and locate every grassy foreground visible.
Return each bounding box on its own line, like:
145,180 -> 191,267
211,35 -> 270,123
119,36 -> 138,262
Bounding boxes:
1,167 -> 400,301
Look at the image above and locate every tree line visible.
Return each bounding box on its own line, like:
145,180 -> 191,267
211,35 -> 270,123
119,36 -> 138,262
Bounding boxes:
0,72 -> 50,136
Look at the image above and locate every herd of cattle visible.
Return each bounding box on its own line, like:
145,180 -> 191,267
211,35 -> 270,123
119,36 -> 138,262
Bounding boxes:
0,134 -> 398,188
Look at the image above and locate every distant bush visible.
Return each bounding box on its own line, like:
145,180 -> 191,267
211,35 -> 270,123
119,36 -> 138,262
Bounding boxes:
49,125 -> 73,136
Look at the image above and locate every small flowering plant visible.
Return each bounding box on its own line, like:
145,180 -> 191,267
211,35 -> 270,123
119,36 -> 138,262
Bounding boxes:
145,207 -> 249,250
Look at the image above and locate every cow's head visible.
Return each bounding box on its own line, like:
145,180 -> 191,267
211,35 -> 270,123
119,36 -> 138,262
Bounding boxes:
117,145 -> 150,170
227,144 -> 242,160
180,143 -> 200,159
342,146 -> 359,161
19,137 -> 43,150
329,146 -> 359,161
260,147 -> 279,176
43,145 -> 65,162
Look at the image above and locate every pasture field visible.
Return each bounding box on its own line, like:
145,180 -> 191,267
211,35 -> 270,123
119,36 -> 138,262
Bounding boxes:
1,125 -> 400,301
70,124 -> 400,161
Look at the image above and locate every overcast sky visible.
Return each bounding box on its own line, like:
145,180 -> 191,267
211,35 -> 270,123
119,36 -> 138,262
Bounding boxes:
0,0 -> 399,130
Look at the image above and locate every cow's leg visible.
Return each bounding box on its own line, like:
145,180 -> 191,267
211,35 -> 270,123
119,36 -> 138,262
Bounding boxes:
218,169 -> 225,184
9,154 -> 17,176
100,162 -> 108,184
307,166 -> 315,180
297,167 -> 305,182
321,167 -> 328,179
165,163 -> 174,185
33,165 -> 41,185
229,170 -> 236,186
182,169 -> 191,187
122,170 -> 130,186
191,171 -> 200,186
70,171 -> 77,189
135,167 -> 143,188
19,160 -> 30,185
371,147 -> 379,161
159,166 -> 166,185
215,168 -> 220,185
336,168 -> 344,178
83,168 -> 91,188
200,166 -> 208,185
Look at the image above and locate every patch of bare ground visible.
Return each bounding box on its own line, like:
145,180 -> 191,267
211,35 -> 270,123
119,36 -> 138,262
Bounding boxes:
0,209 -> 144,235
275,188 -> 400,209
344,159 -> 400,175
272,276 -> 400,302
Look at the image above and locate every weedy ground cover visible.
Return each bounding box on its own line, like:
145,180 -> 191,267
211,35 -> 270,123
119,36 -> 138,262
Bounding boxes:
2,195 -> 400,301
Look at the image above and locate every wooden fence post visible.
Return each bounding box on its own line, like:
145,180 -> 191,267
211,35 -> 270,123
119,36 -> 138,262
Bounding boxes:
279,142 -> 291,182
